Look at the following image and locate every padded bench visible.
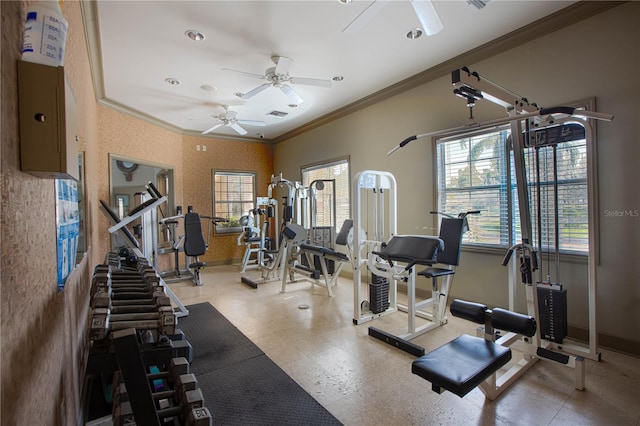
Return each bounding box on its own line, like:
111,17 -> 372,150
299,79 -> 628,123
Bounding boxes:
299,243 -> 349,263
411,299 -> 537,398
412,334 -> 512,397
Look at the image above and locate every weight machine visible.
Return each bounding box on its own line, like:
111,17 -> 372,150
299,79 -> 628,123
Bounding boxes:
390,66 -> 613,361
352,171 -> 469,355
390,66 -> 614,398
158,206 -> 223,286
239,173 -> 309,288
281,178 -> 352,297
237,198 -> 275,273
99,186 -> 189,318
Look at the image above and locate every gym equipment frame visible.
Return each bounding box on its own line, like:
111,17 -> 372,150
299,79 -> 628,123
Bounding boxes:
239,173 -> 309,288
352,170 -> 462,356
100,198 -> 189,318
390,67 -> 613,365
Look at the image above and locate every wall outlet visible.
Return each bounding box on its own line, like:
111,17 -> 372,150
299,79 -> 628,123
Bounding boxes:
196,145 -> 200,151
203,145 -> 207,152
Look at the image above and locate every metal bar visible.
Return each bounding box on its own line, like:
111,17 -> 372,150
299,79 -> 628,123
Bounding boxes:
112,328 -> 161,426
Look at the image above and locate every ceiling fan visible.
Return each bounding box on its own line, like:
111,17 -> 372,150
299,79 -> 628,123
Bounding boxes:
201,105 -> 266,136
223,56 -> 332,105
342,0 -> 443,36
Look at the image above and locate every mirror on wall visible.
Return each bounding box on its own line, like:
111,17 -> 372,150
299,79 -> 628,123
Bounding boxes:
109,155 -> 175,262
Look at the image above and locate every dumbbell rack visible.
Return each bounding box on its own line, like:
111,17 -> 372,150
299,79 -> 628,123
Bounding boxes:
111,329 -> 211,425
85,252 -> 210,425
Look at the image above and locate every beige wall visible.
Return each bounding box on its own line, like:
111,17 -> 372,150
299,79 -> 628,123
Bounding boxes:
274,3 -> 640,353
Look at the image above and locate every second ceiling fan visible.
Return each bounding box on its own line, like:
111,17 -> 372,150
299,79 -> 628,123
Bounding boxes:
201,105 -> 265,136
223,56 -> 332,105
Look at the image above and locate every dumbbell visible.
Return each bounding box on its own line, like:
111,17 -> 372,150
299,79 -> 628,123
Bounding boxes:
112,359 -> 190,419
91,279 -> 170,310
113,357 -> 190,399
113,370 -> 210,425
91,269 -> 167,305
113,399 -> 212,426
155,382 -> 208,425
90,305 -> 176,340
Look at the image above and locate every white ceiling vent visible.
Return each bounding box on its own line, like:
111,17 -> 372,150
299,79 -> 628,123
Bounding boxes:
467,0 -> 490,10
266,110 -> 289,118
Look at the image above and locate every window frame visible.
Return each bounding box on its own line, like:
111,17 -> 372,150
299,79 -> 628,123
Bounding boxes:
300,156 -> 351,236
433,98 -> 598,259
212,169 -> 256,235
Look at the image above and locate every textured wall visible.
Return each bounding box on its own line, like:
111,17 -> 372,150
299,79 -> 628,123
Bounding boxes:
180,136 -> 274,264
1,1 -> 98,424
1,3 -> 274,424
96,105 -> 184,261
94,113 -> 274,267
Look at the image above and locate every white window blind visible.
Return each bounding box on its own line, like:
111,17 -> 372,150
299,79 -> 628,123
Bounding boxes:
301,158 -> 350,233
436,127 -> 589,254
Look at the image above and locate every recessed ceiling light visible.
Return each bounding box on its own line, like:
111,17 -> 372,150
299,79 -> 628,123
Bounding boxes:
406,28 -> 423,39
185,30 -> 205,41
200,84 -> 217,92
332,75 -> 344,82
164,77 -> 181,85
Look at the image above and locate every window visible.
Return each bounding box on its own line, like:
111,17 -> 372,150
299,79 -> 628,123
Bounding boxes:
213,171 -> 256,234
435,123 -> 591,255
301,158 -> 350,234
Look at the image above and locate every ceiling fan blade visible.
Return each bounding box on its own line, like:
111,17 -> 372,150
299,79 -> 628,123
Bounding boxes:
274,56 -> 293,76
289,76 -> 332,88
202,123 -> 223,135
238,119 -> 266,127
241,83 -> 271,99
410,0 -> 443,36
279,84 -> 304,105
342,0 -> 390,35
229,122 -> 248,135
221,68 -> 265,79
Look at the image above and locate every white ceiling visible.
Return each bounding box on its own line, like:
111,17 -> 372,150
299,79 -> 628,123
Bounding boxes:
86,1 -> 579,142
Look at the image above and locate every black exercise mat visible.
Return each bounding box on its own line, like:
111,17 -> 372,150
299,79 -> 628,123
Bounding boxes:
177,302 -> 343,426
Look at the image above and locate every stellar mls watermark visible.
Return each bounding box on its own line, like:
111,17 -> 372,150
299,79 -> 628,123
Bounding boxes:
603,209 -> 639,217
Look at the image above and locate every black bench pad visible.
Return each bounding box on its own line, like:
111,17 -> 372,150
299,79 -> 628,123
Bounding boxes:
300,243 -> 349,262
412,334 -> 512,397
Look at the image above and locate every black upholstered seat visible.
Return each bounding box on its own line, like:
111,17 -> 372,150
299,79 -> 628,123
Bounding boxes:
299,243 -> 350,262
184,212 -> 206,257
412,334 -> 512,397
418,217 -> 466,280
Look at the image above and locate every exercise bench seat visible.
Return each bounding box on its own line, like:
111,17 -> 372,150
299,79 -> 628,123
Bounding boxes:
412,334 -> 512,397
411,299 -> 537,399
299,243 -> 350,263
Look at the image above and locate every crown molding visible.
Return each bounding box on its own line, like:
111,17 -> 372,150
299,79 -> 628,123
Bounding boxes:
272,1 -> 625,143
